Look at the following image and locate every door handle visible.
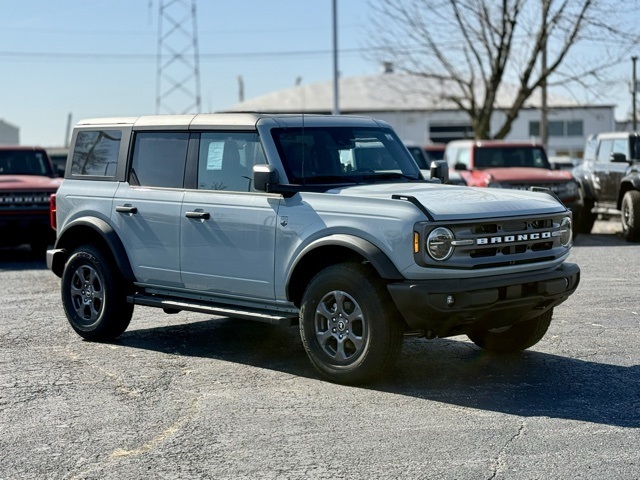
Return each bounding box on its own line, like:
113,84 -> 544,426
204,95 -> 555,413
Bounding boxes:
185,210 -> 211,220
115,205 -> 138,214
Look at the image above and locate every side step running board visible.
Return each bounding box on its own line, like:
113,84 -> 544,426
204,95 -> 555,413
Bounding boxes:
128,294 -> 299,326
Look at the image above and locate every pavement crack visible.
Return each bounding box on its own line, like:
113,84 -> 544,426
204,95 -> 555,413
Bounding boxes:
488,421 -> 526,480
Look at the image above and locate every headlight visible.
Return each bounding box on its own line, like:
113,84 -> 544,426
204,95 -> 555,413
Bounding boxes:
427,227 -> 455,261
565,181 -> 579,196
559,217 -> 572,247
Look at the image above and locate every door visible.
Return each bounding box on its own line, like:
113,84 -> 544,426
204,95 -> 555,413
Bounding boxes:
111,131 -> 189,287
593,138 -> 629,205
180,131 -> 279,300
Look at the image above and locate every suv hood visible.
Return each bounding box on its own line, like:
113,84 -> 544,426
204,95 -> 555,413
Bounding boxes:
330,182 -> 567,221
0,175 -> 62,190
479,167 -> 573,183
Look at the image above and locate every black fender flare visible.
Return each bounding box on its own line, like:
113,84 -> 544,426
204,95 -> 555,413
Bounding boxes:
285,233 -> 404,303
53,216 -> 134,281
295,234 -> 403,280
574,173 -> 596,204
618,172 -> 640,208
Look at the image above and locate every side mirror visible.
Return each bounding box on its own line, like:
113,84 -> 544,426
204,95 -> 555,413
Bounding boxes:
611,152 -> 628,163
454,162 -> 468,171
253,164 -> 279,192
430,160 -> 449,184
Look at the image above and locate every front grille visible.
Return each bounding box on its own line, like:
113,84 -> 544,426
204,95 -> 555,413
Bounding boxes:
503,182 -> 577,201
418,212 -> 571,269
0,191 -> 52,210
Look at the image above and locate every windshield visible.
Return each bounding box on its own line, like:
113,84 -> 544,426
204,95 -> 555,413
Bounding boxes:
0,150 -> 53,176
474,146 -> 550,169
272,127 -> 421,184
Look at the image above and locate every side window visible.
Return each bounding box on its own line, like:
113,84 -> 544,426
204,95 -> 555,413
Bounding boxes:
612,138 -> 629,158
71,130 -> 121,176
596,140 -> 613,163
583,136 -> 597,162
456,147 -> 470,168
130,132 -> 189,188
197,132 -> 264,192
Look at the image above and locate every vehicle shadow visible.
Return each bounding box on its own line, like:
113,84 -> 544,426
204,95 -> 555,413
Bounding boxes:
0,246 -> 47,270
572,232 -> 632,247
117,317 -> 639,429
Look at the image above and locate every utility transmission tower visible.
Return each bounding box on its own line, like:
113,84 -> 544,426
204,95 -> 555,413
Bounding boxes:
155,0 -> 201,114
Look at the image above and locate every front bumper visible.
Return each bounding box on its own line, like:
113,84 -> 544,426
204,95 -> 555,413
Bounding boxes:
387,262 -> 580,337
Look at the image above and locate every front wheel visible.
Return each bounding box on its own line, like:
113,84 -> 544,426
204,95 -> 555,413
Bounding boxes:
574,201 -> 596,235
467,309 -> 553,353
299,263 -> 404,384
621,190 -> 640,242
61,245 -> 133,341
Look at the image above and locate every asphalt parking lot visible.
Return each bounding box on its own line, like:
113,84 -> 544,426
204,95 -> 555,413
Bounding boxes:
0,219 -> 638,480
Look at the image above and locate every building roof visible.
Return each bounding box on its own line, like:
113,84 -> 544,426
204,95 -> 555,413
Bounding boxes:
225,73 -> 609,114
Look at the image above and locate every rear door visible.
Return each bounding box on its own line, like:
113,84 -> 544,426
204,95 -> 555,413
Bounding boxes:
111,131 -> 189,287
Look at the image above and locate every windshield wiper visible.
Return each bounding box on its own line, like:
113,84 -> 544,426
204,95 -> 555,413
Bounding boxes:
359,172 -> 420,181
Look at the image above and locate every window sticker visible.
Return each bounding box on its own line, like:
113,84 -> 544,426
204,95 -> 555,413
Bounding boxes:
206,142 -> 224,170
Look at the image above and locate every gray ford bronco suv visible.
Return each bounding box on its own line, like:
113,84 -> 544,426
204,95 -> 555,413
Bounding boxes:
48,113 -> 579,384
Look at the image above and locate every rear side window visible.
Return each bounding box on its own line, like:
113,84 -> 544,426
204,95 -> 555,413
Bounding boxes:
71,130 -> 121,176
130,132 -> 189,188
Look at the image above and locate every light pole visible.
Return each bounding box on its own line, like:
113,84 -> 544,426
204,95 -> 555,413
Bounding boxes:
633,56 -> 638,131
332,0 -> 340,115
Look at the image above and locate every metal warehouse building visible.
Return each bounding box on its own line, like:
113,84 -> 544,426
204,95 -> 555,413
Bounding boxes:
0,119 -> 19,145
227,72 -> 614,158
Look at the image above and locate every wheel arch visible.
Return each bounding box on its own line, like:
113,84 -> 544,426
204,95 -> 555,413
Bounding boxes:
617,174 -> 640,210
51,217 -> 134,281
576,175 -> 596,204
286,234 -> 403,307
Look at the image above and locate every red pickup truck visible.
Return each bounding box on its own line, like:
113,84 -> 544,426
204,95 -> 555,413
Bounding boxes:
0,146 -> 62,255
444,140 -> 582,221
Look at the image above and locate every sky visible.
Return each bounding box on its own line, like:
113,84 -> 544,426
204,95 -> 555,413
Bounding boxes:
0,0 -> 637,147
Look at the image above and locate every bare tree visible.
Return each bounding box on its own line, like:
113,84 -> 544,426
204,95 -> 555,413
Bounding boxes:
369,0 -> 640,139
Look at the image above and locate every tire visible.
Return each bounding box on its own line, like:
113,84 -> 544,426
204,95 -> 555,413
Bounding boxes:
621,190 -> 640,242
467,309 -> 553,353
299,263 -> 404,384
574,202 -> 596,235
61,245 -> 133,341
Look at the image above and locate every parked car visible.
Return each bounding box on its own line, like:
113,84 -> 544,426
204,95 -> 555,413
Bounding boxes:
572,131 -> 640,240
46,147 -> 69,177
549,155 -> 581,171
423,143 -> 446,162
0,146 -> 61,254
404,141 -> 465,185
444,139 -> 582,222
48,114 -> 578,384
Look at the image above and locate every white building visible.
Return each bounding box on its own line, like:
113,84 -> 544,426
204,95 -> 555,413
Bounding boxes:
227,73 -> 614,158
0,119 -> 20,145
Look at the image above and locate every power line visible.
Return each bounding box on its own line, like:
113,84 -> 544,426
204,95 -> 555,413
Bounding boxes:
0,47 -> 369,63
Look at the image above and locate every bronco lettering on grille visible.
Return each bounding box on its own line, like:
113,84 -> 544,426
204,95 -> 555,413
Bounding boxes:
477,231 -> 552,245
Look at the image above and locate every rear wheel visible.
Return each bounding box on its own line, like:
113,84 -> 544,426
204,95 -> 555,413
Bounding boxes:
61,245 -> 133,341
299,263 -> 404,384
467,309 -> 553,353
621,190 -> 640,242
